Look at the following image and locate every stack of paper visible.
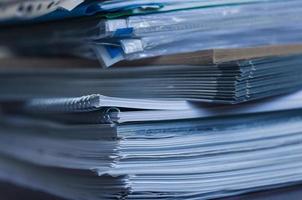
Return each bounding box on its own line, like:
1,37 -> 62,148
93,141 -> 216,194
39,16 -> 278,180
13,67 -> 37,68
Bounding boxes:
1,0 -> 302,199
0,0 -> 302,66
1,55 -> 302,103
1,92 -> 302,199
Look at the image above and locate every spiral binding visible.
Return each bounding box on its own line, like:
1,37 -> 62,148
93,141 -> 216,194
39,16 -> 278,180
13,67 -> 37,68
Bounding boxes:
24,94 -> 101,113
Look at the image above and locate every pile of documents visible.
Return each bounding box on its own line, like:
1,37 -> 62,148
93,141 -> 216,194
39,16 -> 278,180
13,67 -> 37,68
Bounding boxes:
1,54 -> 302,104
1,0 -> 302,66
1,0 -> 302,200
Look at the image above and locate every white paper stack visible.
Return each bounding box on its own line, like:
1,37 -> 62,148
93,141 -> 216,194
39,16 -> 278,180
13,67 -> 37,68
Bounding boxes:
1,92 -> 302,199
1,1 -> 302,199
1,55 -> 302,104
